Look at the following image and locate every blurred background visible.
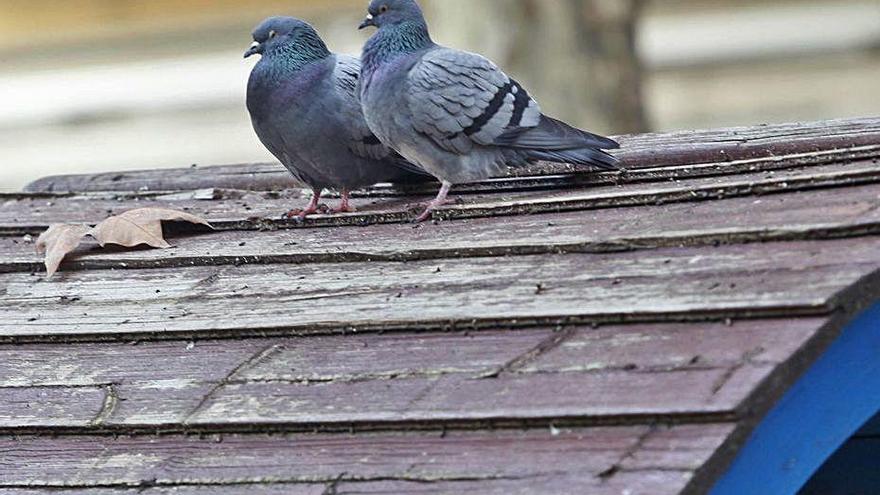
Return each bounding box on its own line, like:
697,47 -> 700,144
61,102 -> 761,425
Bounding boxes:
1,0 -> 879,191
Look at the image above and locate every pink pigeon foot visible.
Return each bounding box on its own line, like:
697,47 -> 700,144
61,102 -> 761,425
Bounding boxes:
331,189 -> 357,214
283,188 -> 324,220
415,181 -> 453,223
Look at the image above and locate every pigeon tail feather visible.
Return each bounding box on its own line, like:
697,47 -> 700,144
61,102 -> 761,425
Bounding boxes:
501,115 -> 620,170
498,115 -> 620,151
524,148 -> 619,171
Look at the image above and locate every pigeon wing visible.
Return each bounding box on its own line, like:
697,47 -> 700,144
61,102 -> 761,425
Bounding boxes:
334,56 -> 428,176
406,48 -> 542,155
334,56 -> 395,161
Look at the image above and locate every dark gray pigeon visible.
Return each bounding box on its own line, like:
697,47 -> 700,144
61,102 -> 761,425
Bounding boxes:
358,0 -> 620,221
245,16 -> 429,218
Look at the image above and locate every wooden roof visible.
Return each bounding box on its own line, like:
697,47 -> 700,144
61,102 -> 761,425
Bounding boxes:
2,117 -> 880,494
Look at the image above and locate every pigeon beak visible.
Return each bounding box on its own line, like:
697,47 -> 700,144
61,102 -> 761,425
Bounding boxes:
244,41 -> 262,59
358,14 -> 375,30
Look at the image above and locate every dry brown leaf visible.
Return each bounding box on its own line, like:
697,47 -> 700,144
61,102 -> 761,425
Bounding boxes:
89,208 -> 212,249
35,224 -> 91,277
36,208 -> 213,277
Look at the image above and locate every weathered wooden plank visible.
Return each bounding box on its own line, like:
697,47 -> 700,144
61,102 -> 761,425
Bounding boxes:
0,386 -> 107,428
334,472 -> 694,495
180,368 -> 744,428
622,424 -> 741,472
0,320 -> 819,431
0,487 -> 326,495
0,331 -> 552,429
522,319 -> 820,374
1,238 -> 876,342
0,330 -> 552,388
4,159 -> 880,236
22,118 -> 880,193
3,179 -> 879,275
6,145 -> 878,210
0,424 -> 730,492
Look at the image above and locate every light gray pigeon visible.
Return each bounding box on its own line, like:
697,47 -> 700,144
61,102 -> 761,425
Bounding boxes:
358,0 -> 620,221
245,16 -> 429,218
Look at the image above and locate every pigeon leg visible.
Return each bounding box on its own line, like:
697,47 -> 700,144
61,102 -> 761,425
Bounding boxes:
284,188 -> 323,219
331,189 -> 357,214
415,181 -> 453,223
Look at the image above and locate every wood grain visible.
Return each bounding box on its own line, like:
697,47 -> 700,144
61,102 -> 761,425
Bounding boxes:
3,180 -> 880,275
180,367 -> 747,428
0,238 -> 875,342
4,118 -> 880,495
22,118 -> 880,194
0,320 -> 819,432
0,487 -> 326,495
0,330 -> 551,388
0,386 -> 107,428
0,424 -> 732,493
5,159 -> 880,237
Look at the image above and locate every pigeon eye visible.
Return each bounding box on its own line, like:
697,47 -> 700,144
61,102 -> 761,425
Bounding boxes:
379,5 -> 389,13
268,30 -> 277,39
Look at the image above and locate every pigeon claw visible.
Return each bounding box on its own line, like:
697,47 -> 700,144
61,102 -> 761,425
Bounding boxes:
414,181 -> 454,223
282,204 -> 329,220
331,204 -> 357,214
281,209 -> 312,221
415,207 -> 436,223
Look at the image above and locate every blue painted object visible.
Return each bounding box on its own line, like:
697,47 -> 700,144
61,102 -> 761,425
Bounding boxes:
711,303 -> 880,495
856,411 -> 880,436
800,436 -> 880,493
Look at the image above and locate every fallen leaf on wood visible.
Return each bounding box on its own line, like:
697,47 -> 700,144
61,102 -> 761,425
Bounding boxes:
35,208 -> 213,277
35,224 -> 92,277
90,208 -> 212,249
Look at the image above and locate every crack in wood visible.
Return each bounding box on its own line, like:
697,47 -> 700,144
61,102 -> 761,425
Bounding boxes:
710,346 -> 767,396
0,413 -> 740,438
597,424 -> 659,481
0,307 -> 834,345
89,384 -> 119,427
321,472 -> 347,495
476,327 -> 578,379
192,271 -> 222,289
183,344 -> 285,424
7,220 -> 880,277
0,473 -> 540,490
404,380 -> 442,412
225,368 -> 468,387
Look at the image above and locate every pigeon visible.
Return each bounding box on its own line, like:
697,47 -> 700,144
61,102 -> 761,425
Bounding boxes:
245,16 -> 429,218
358,0 -> 620,222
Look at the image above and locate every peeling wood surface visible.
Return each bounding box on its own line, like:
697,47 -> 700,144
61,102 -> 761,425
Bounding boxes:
4,118 -> 880,495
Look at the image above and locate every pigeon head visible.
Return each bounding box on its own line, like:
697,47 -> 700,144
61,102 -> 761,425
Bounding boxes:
359,0 -> 425,30
245,17 -> 330,60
